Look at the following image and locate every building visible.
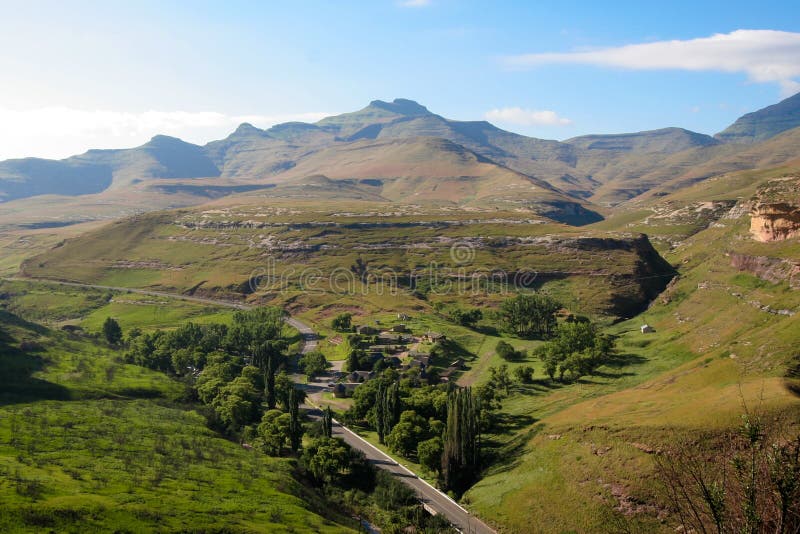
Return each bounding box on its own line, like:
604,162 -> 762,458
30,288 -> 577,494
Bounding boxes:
390,324 -> 409,333
333,382 -> 361,398
423,331 -> 446,343
356,325 -> 378,336
640,324 -> 655,334
348,370 -> 374,382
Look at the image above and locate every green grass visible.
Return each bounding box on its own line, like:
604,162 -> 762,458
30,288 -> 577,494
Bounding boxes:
0,279 -> 235,333
0,310 -> 355,533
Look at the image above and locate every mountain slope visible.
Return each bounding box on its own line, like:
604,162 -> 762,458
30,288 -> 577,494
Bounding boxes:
565,127 -> 719,154
715,91 -> 800,144
0,136 -> 220,202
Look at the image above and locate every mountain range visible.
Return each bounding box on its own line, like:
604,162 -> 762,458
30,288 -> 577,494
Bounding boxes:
2,93 -> 800,227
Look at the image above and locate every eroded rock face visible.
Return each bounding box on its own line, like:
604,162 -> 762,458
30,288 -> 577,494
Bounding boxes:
747,176 -> 800,242
730,252 -> 800,289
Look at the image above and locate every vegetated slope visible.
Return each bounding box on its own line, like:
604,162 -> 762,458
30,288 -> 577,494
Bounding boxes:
20,200 -> 673,320
591,160 -> 800,252
261,136 -> 604,224
463,170 -> 800,533
715,90 -> 800,144
0,309 -> 354,533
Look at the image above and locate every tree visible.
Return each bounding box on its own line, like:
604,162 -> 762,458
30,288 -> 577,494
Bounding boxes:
442,387 -> 480,494
211,366 -> 263,431
322,406 -> 333,439
288,387 -> 303,453
225,307 -> 285,356
346,347 -> 364,372
489,364 -> 512,397
499,293 -> 560,339
513,365 -> 535,384
386,410 -> 428,457
302,437 -> 351,483
274,371 -> 295,411
103,317 -> 123,345
418,436 -> 444,474
256,409 -> 291,456
535,322 -> 616,382
299,351 -> 328,378
447,307 -> 483,329
331,313 -> 353,332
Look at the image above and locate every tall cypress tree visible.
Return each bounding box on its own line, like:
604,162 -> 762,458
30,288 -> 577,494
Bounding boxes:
288,387 -> 302,453
442,387 -> 480,494
375,382 -> 387,444
323,406 -> 333,439
383,381 -> 401,440
266,352 -> 276,409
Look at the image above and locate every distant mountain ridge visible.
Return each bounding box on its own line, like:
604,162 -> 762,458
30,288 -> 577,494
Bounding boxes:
715,91 -> 800,144
3,95 -> 800,225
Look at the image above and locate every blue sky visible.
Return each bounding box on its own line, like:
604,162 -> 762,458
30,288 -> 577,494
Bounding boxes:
0,0 -> 799,159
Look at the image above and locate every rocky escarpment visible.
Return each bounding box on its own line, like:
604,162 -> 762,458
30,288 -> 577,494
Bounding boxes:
747,175 -> 800,242
729,252 -> 800,289
750,203 -> 800,242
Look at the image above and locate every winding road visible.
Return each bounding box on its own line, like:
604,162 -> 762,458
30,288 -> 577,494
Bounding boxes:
4,277 -> 496,534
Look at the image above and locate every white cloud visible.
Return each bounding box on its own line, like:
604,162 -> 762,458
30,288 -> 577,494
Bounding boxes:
484,107 -> 572,126
0,107 -> 332,160
398,0 -> 431,7
503,30 -> 800,96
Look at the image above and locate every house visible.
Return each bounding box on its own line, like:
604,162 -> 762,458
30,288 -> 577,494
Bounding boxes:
640,324 -> 655,334
407,354 -> 430,368
377,332 -> 402,344
356,325 -> 378,336
423,331 -> 446,343
397,313 -> 409,321
391,324 -> 409,333
348,370 -> 374,383
333,382 -> 361,398
449,359 -> 465,370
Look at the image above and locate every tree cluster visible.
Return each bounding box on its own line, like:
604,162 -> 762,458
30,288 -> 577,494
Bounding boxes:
535,321 -> 615,382
499,293 -> 560,339
446,307 -> 483,329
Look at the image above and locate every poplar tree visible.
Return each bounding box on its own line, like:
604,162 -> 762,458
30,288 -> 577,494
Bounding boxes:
323,406 -> 333,438
441,387 -> 480,493
289,387 -> 302,453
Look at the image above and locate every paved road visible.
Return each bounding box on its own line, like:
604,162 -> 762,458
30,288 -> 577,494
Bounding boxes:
6,276 -> 496,533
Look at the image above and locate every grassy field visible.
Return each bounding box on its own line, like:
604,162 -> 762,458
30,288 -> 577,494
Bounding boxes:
0,279 -> 235,333
0,309 -> 355,533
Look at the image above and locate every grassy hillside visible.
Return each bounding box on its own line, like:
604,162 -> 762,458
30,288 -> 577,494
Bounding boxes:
461,169 -> 800,532
19,200 -> 675,320
0,310 -> 354,533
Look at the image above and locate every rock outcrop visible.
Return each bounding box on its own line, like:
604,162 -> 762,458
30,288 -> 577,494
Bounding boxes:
730,252 -> 800,289
750,203 -> 800,242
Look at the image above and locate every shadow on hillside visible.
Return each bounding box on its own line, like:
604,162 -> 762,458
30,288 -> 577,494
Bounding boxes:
0,311 -> 71,406
481,413 -> 539,476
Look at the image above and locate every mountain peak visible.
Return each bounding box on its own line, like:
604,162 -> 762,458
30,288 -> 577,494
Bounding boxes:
716,91 -> 800,144
232,122 -> 265,137
368,98 -> 431,116
144,134 -> 191,148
